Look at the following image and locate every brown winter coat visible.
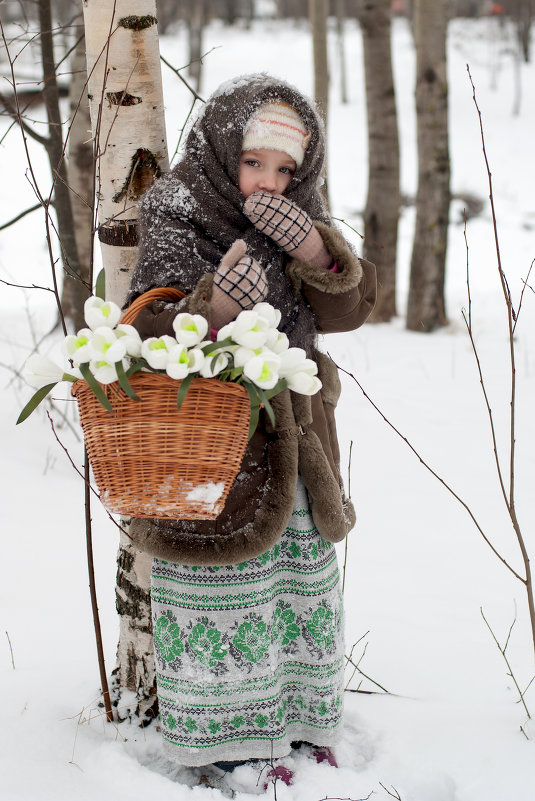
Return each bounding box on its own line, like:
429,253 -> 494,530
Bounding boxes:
129,223 -> 376,566
126,74 -> 376,565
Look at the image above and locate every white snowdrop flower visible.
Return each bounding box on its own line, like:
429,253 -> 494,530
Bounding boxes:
166,344 -> 205,380
165,344 -> 190,380
286,372 -> 322,395
84,297 -> 121,331
88,327 -> 128,366
233,345 -> 260,368
216,321 -> 235,341
200,351 -> 229,378
231,310 -> 270,349
23,354 -> 72,389
277,347 -> 311,377
265,328 -> 289,354
141,335 -> 177,370
64,328 -> 93,365
88,359 -> 124,384
243,352 -> 280,390
115,323 -> 142,357
187,347 -> 205,373
172,313 -> 208,347
253,302 -> 281,329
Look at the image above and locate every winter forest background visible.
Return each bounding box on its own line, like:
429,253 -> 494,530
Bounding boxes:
1,1 -> 535,799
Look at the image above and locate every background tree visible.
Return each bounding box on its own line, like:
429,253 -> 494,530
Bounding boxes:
406,0 -> 450,332
66,21 -> 93,318
187,0 -> 206,94
512,0 -> 532,62
336,0 -> 348,104
0,0 -> 88,330
82,0 -> 169,718
360,0 -> 400,322
309,0 -> 330,206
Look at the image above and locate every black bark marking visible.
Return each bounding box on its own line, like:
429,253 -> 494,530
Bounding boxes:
112,147 -> 162,203
98,219 -> 138,247
106,90 -> 142,107
118,15 -> 157,31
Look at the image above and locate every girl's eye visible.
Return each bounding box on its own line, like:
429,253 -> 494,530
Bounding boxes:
279,166 -> 293,175
245,159 -> 259,167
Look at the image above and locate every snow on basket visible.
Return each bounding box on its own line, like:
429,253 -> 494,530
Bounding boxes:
72,373 -> 250,520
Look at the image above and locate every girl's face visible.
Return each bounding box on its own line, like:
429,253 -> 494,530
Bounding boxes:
238,148 -> 296,198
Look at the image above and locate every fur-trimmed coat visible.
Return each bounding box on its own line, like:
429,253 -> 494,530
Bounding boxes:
126,74 -> 377,565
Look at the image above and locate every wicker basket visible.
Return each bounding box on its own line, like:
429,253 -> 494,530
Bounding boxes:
72,288 -> 250,520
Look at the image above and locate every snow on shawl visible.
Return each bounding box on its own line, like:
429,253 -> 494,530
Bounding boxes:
127,73 -> 332,350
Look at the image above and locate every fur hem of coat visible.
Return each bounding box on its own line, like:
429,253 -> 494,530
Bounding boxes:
129,432 -> 299,566
128,370 -> 353,565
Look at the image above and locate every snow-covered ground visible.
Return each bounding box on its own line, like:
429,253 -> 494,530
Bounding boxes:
2,15 -> 535,801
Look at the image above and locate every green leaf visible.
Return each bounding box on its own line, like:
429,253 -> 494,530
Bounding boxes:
95,268 -> 106,300
79,363 -> 114,412
115,360 -> 140,400
243,381 -> 261,439
263,378 -> 287,400
228,366 -> 243,381
258,388 -> 276,428
176,373 -> 194,413
201,338 -> 233,355
126,361 -> 145,378
16,382 -> 57,424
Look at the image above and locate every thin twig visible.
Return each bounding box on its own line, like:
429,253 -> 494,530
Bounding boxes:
5,631 -> 15,669
160,51 -> 222,103
46,412 -> 132,539
0,278 -> 55,293
513,259 -> 535,334
467,65 -> 535,667
331,357 -> 525,584
379,783 -> 402,800
0,203 -> 42,231
480,607 -> 531,719
84,449 -> 114,722
317,796 -> 372,801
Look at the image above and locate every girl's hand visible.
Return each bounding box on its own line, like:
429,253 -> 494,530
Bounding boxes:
211,240 -> 268,329
243,192 -> 332,269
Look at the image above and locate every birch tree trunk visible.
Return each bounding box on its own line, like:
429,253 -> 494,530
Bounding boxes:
82,0 -> 169,720
361,0 -> 400,322
406,0 -> 450,332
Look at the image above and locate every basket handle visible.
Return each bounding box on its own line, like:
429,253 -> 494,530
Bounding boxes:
120,286 -> 186,326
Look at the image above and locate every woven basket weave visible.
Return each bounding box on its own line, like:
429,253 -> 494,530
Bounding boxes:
72,287 -> 250,520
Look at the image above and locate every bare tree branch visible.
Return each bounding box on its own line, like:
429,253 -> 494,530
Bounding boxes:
332,357 -> 525,584
0,203 -> 42,231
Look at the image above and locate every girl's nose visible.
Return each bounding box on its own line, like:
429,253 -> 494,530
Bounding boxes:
258,170 -> 276,191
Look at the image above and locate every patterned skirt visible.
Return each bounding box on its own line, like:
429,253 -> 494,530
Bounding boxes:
150,478 -> 345,766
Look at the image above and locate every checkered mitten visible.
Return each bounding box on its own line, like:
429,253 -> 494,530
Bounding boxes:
211,239 -> 268,329
243,191 -> 332,269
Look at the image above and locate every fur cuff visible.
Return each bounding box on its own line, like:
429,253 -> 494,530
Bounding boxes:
184,273 -> 214,320
285,222 -> 363,296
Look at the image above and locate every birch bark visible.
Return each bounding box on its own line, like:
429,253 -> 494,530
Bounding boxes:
82,0 -> 169,719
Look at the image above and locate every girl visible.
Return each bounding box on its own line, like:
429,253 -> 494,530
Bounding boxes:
126,74 -> 376,788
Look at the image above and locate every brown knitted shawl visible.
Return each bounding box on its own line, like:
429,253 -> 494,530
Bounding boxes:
127,73 -> 331,349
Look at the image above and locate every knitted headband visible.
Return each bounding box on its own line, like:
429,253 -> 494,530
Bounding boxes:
242,100 -> 310,167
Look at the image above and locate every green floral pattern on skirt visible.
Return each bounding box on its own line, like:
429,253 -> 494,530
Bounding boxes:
151,478 -> 345,766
